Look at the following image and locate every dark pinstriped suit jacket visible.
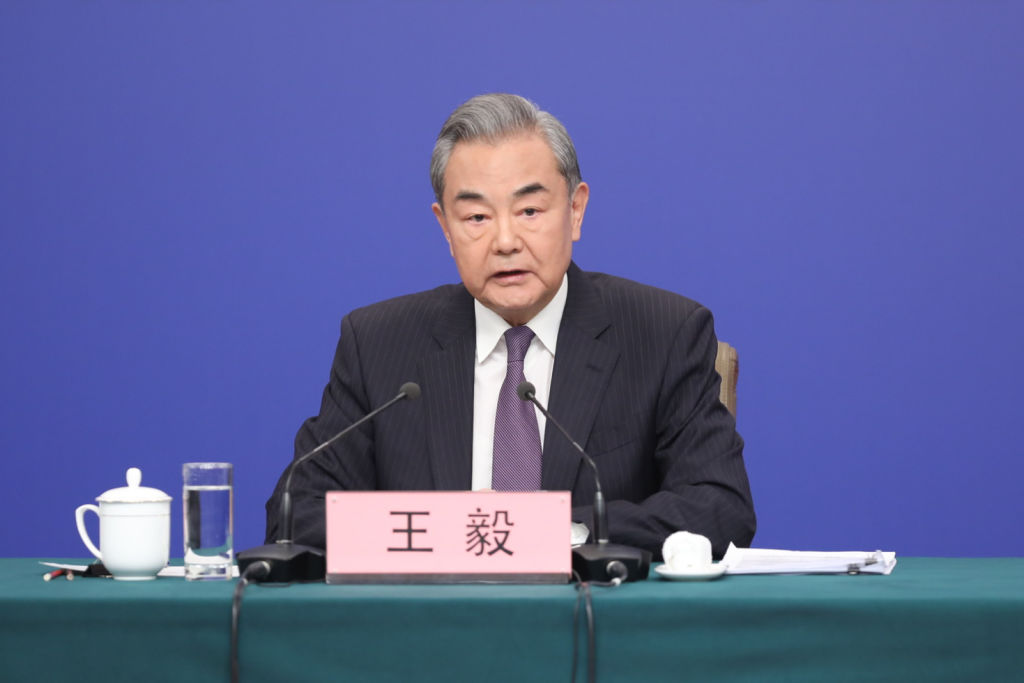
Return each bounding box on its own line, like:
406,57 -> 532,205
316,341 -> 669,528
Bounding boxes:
265,262 -> 755,558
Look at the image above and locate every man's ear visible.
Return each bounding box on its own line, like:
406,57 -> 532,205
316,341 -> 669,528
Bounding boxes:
432,202 -> 454,257
570,182 -> 590,242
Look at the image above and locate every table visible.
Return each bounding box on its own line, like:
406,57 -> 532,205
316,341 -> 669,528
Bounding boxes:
1,558 -> 1021,681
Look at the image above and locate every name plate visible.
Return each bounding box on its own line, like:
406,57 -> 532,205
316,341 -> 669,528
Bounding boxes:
325,491 -> 572,584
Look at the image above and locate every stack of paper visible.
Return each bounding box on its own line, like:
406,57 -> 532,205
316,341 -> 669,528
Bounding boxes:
721,544 -> 897,575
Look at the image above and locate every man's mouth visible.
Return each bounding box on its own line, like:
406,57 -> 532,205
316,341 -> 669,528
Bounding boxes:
493,269 -> 529,282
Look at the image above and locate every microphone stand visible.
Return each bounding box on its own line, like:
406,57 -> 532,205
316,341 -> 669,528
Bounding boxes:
237,383 -> 421,583
517,381 -> 651,583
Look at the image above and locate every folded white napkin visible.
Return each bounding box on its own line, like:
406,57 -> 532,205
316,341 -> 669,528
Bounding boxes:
662,531 -> 714,570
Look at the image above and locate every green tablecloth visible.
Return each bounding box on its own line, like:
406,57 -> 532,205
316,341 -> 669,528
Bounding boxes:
1,558 -> 1021,682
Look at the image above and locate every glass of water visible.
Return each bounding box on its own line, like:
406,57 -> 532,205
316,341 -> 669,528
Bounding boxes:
182,462 -> 234,581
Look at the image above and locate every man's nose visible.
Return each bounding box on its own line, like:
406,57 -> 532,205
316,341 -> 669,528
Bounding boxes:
492,216 -> 521,253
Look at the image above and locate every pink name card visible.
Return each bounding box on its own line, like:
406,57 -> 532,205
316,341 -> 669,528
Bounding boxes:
325,491 -> 572,584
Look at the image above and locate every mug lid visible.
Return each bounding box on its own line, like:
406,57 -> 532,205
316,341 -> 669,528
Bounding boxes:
97,467 -> 172,503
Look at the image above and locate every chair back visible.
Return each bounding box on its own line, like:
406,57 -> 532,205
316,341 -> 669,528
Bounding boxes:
715,341 -> 739,416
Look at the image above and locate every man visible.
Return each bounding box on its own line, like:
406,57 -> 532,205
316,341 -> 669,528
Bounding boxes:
265,93 -> 755,558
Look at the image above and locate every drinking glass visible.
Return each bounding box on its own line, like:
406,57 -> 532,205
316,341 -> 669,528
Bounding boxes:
182,462 -> 234,580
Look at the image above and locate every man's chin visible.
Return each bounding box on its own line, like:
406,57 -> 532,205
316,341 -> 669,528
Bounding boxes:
483,299 -> 542,327
476,279 -> 561,325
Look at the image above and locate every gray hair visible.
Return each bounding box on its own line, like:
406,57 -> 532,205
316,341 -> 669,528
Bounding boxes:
430,93 -> 582,206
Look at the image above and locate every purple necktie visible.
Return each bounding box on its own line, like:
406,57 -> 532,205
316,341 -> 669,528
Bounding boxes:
492,326 -> 542,491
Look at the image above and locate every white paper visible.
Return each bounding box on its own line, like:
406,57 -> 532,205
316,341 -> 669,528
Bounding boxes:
39,561 -> 240,578
40,561 -> 90,572
721,544 -> 897,575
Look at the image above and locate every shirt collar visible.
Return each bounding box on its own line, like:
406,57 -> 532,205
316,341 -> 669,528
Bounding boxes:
474,273 -> 568,363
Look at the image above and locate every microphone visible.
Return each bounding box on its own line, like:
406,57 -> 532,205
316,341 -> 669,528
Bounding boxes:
517,381 -> 651,583
237,382 -> 421,583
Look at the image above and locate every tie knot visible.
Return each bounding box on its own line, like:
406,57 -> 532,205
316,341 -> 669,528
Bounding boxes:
504,326 -> 534,363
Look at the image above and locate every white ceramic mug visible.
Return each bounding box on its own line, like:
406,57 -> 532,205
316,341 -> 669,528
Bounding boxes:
75,467 -> 172,581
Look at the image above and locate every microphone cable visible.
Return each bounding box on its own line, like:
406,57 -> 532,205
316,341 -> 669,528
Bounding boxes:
571,573 -> 595,683
230,560 -> 270,683
571,562 -> 628,683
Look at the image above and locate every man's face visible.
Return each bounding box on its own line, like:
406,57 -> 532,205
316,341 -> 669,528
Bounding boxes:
432,133 -> 589,326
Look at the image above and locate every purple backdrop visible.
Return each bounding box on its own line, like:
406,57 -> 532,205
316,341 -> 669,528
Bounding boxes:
2,1 -> 1022,558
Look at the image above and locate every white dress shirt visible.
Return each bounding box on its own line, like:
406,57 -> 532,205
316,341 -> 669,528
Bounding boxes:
469,274 -> 589,545
471,274 -> 567,490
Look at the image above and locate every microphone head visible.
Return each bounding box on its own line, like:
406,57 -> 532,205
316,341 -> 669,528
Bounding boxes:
516,380 -> 536,401
400,382 -> 421,401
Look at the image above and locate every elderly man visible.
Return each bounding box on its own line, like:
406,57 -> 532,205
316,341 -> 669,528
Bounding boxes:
265,93 -> 755,558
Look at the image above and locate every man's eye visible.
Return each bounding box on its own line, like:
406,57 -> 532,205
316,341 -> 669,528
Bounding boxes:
523,208 -> 538,217
468,214 -> 486,223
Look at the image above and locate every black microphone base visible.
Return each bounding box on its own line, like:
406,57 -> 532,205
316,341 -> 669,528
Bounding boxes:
237,542 -> 326,583
572,543 -> 652,583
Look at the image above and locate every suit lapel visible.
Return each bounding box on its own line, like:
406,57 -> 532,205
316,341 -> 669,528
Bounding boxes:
420,287 -> 476,490
542,263 -> 618,492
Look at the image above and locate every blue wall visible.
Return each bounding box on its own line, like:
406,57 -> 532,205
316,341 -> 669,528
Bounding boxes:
2,2 -> 1022,558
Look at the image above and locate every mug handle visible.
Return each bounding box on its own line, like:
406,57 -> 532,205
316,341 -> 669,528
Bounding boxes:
75,504 -> 103,560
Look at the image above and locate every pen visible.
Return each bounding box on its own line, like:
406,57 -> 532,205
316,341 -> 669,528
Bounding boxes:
42,569 -> 67,581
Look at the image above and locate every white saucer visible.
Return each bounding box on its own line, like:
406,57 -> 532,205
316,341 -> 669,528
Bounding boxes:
654,563 -> 727,581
